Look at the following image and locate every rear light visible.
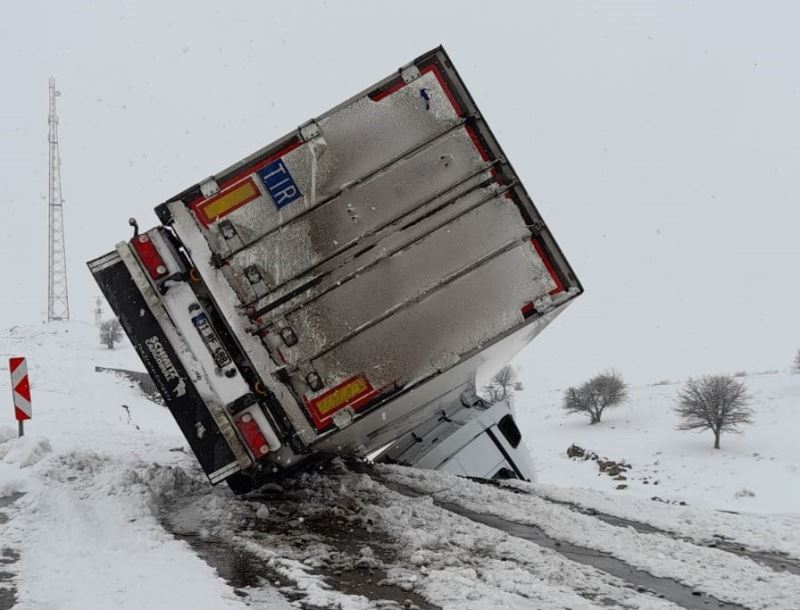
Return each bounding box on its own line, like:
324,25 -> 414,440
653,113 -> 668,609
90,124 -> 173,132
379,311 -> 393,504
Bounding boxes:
235,412 -> 270,457
131,233 -> 168,280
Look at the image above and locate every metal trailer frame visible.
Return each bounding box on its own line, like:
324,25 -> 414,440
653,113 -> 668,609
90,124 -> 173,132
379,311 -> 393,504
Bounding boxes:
90,47 -> 582,491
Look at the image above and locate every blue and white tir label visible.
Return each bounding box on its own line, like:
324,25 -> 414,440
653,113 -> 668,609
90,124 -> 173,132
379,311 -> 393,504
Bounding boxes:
258,159 -> 302,209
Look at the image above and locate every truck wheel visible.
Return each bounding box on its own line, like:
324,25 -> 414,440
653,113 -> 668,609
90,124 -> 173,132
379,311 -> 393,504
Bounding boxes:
225,471 -> 258,495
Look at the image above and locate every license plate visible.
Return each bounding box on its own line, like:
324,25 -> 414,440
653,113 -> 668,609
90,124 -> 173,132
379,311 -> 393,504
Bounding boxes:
192,312 -> 233,369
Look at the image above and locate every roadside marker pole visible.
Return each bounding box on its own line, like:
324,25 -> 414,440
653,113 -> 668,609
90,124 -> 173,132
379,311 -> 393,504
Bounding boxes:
9,357 -> 31,437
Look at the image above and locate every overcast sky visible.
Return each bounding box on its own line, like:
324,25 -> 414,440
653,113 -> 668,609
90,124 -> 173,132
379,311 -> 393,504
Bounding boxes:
1,1 -> 798,394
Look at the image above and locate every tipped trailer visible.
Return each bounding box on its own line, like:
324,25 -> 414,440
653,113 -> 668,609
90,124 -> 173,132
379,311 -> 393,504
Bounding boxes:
88,47 -> 581,493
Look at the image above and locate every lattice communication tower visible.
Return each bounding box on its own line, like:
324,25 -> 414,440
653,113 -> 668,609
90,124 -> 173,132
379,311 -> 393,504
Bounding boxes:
48,77 -> 70,322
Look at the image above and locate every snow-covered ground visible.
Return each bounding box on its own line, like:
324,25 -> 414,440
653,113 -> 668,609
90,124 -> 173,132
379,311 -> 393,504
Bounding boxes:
514,371 -> 800,514
2,322 -> 800,609
0,323 -> 253,609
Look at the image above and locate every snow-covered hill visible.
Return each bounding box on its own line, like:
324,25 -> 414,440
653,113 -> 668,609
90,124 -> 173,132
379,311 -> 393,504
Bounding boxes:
514,370 -> 800,513
2,323 -> 800,609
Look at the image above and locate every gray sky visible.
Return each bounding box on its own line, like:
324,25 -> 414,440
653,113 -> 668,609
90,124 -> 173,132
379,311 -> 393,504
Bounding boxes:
1,1 -> 798,393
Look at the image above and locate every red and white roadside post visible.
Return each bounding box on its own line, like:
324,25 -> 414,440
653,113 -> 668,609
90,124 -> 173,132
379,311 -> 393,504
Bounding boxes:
9,357 -> 31,437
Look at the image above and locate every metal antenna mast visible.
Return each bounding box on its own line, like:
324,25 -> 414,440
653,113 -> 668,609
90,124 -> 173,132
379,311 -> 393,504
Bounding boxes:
48,77 -> 70,322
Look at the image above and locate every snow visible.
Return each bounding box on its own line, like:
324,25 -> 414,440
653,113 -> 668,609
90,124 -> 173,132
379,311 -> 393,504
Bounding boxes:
0,323 -> 251,609
534,482 -> 800,557
381,466 -> 800,610
0,435 -> 51,469
2,322 -> 800,608
9,462 -> 247,610
172,460 -> 677,609
513,371 -> 800,513
337,471 -> 676,610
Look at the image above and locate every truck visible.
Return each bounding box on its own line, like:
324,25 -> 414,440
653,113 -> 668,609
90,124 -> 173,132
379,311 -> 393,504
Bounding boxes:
88,47 -> 582,493
379,398 -> 536,482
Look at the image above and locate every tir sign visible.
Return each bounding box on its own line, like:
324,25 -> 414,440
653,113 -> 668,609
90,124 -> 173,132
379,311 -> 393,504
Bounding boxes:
257,159 -> 301,209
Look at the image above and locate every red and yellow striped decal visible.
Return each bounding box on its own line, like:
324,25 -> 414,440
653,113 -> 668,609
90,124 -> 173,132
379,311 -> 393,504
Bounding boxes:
195,177 -> 260,225
305,374 -> 377,430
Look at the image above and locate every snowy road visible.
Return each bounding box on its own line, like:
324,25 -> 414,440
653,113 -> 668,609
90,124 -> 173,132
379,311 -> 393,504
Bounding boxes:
149,459 -> 800,610
158,461 -> 673,609
5,450 -> 798,610
3,324 -> 800,609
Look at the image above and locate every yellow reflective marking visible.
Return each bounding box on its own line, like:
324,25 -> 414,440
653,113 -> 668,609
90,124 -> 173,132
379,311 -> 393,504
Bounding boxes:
201,179 -> 259,222
315,377 -> 369,415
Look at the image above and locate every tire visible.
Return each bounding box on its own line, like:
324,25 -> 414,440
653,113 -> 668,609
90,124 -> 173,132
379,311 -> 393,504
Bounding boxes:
225,471 -> 258,495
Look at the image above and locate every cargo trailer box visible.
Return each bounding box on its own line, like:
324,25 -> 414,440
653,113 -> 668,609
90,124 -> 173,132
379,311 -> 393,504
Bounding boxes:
89,46 -> 582,491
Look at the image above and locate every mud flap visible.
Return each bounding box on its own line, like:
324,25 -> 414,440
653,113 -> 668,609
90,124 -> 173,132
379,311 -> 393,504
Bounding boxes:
88,251 -> 240,483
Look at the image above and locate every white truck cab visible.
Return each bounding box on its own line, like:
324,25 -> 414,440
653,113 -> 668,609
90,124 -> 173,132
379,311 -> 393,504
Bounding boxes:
380,397 -> 535,482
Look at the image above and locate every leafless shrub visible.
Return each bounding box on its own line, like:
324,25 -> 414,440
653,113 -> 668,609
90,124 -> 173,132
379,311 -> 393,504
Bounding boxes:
650,379 -> 673,387
562,371 -> 629,424
674,375 -> 753,449
99,319 -> 123,350
483,365 -> 523,403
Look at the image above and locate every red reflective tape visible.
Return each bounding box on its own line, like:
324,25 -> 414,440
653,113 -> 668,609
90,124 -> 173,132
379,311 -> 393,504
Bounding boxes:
14,377 -> 30,402
531,238 -> 565,295
420,64 -> 463,116
14,407 -> 30,422
366,64 -> 463,116
465,124 -> 491,162
9,357 -> 24,373
368,77 -> 406,101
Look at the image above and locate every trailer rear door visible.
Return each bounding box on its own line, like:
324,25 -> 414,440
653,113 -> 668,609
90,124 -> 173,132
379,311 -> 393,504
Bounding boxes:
164,47 -> 580,440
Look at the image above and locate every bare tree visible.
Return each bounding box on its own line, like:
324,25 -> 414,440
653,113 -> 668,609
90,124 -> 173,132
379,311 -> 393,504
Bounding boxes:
794,349 -> 800,374
562,371 -> 628,424
99,319 -> 123,349
483,365 -> 523,403
674,375 -> 753,449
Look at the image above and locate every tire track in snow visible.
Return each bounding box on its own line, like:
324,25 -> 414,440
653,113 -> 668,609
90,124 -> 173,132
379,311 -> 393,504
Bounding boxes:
529,490 -> 800,577
331,464 -> 678,609
160,464 -> 677,609
368,472 -> 740,610
377,464 -> 800,610
160,479 -> 437,609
